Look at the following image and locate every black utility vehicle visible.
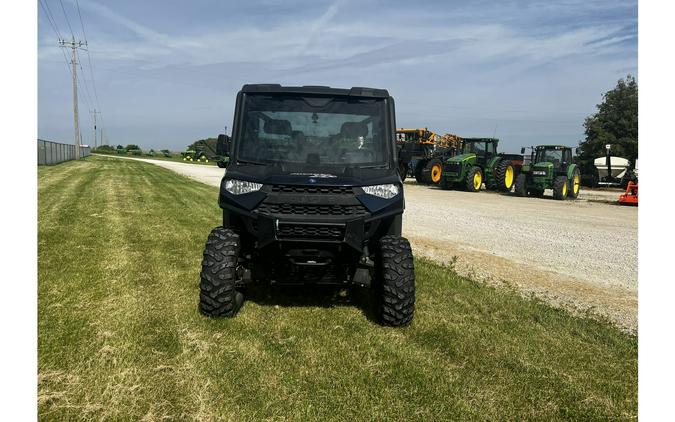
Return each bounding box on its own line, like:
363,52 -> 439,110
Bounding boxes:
200,84 -> 415,326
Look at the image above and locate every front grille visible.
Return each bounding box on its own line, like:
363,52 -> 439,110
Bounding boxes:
445,162 -> 461,174
277,224 -> 344,240
257,203 -> 368,217
272,185 -> 353,195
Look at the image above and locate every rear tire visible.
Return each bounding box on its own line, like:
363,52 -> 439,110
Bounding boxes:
568,168 -> 581,199
514,173 -> 527,197
553,176 -> 568,200
495,159 -> 515,192
376,235 -> 415,327
398,162 -> 408,181
199,227 -> 243,317
465,166 -> 483,192
414,159 -> 429,184
428,158 -> 443,185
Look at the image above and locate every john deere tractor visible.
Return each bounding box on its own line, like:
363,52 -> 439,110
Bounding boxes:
514,145 -> 580,200
440,138 -> 519,192
182,148 -> 209,163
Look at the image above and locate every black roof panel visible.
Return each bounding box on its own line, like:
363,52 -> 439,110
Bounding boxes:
240,84 -> 390,98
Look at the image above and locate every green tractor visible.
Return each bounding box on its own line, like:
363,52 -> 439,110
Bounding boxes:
440,138 -> 520,192
182,148 -> 209,163
514,145 -> 580,200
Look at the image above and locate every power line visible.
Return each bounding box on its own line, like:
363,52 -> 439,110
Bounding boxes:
58,0 -> 75,39
38,0 -> 62,40
74,0 -> 88,42
75,0 -> 104,137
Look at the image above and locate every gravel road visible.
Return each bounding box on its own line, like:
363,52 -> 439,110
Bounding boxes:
108,156 -> 638,331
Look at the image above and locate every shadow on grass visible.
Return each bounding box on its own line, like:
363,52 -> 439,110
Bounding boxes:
242,283 -> 380,323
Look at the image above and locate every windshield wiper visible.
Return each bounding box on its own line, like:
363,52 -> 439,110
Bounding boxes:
236,159 -> 267,166
354,164 -> 388,169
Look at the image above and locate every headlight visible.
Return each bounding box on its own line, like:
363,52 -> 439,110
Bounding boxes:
532,170 -> 547,176
362,184 -> 399,199
224,179 -> 263,195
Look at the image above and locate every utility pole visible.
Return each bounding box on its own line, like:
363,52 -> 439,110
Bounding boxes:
91,109 -> 101,148
59,38 -> 87,159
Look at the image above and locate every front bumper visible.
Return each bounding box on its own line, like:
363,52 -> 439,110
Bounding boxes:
219,184 -> 403,253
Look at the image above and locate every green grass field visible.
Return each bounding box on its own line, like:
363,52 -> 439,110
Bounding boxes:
38,156 -> 637,421
93,150 -> 218,165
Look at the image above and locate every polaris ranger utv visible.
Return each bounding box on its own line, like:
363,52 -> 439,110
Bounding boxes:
200,84 -> 415,326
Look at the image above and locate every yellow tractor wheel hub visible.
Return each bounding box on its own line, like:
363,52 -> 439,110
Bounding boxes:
431,164 -> 442,183
504,166 -> 514,188
474,172 -> 482,190
562,181 -> 567,196
573,174 -> 580,194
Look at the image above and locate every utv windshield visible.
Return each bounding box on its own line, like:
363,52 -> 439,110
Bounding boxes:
237,94 -> 389,168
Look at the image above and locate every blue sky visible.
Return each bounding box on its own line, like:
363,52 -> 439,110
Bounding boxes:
37,0 -> 637,152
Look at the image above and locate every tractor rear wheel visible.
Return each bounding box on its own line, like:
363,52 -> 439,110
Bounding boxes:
398,162 -> 408,181
428,158 -> 443,184
495,160 -> 515,192
414,159 -> 428,184
376,235 -> 415,326
465,167 -> 483,192
553,176 -> 568,200
568,168 -> 581,199
199,227 -> 243,317
514,173 -> 527,197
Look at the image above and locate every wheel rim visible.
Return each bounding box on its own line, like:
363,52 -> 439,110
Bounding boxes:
562,181 -> 567,196
573,174 -> 580,194
473,172 -> 482,190
431,164 -> 442,183
504,166 -> 514,188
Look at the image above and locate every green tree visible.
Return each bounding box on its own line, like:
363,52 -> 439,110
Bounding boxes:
578,75 -> 638,174
125,144 -> 140,151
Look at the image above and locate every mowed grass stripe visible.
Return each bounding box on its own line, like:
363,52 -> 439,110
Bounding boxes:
38,156 -> 637,421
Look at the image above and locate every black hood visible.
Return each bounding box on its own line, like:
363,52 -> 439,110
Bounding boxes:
224,163 -> 400,187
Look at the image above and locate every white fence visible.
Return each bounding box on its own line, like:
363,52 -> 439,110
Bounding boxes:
37,139 -> 90,165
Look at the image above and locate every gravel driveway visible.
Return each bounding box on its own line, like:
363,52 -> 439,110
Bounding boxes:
108,156 -> 638,331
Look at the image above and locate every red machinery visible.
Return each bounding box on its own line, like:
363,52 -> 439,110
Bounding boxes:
618,181 -> 638,206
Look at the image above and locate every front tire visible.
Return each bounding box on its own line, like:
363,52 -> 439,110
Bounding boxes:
514,173 -> 527,197
568,168 -> 581,199
428,158 -> 443,185
465,166 -> 483,192
199,227 -> 243,317
553,176 -> 568,200
376,235 -> 415,326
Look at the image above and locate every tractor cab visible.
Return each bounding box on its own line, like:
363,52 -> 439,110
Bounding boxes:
458,138 -> 498,164
532,145 -> 572,170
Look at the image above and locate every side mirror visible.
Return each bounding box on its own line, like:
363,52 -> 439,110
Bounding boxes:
216,134 -> 230,156
575,147 -> 581,155
520,147 -> 525,154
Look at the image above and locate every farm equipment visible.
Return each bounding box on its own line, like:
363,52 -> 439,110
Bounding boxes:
199,84 -> 415,326
440,138 -> 520,192
182,148 -> 209,163
396,129 -> 461,184
396,128 -> 436,182
183,138 -> 230,166
618,180 -> 638,205
514,145 -> 580,200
